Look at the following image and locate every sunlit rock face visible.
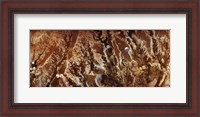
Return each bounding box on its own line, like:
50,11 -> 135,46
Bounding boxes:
30,30 -> 170,87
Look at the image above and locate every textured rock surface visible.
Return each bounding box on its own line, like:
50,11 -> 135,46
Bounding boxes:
30,30 -> 170,87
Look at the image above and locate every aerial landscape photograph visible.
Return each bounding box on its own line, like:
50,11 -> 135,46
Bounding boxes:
30,30 -> 170,87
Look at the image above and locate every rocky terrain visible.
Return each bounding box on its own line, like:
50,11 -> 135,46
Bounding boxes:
30,30 -> 170,87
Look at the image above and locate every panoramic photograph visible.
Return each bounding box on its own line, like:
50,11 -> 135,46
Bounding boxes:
30,30 -> 170,87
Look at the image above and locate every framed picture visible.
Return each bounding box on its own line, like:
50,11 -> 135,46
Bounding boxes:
1,0 -> 199,116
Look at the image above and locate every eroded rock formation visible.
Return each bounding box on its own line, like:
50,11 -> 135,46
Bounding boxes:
30,30 -> 170,87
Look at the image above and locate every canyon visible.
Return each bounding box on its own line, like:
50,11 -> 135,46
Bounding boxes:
30,30 -> 170,87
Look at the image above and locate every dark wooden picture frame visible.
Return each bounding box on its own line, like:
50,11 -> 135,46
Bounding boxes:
1,0 -> 199,116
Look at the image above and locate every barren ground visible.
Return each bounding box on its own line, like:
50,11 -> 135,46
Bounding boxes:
30,30 -> 170,87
